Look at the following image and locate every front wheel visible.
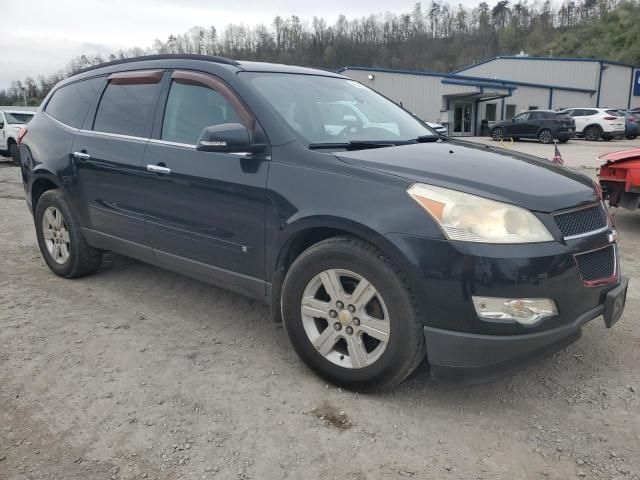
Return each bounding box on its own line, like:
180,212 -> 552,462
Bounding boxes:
35,190 -> 102,278
491,127 -> 505,141
538,129 -> 553,144
281,236 -> 426,391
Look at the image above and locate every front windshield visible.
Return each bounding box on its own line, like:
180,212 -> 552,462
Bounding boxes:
242,73 -> 434,145
5,112 -> 34,124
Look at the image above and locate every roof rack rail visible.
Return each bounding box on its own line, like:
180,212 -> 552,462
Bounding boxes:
73,54 -> 240,75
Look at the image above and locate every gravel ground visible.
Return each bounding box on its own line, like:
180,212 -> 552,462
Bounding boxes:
1,143 -> 639,480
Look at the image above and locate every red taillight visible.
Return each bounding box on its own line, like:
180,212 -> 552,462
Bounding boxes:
603,116 -> 618,120
629,118 -> 640,123
17,127 -> 27,144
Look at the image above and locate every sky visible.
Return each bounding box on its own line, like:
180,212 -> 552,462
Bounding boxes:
0,0 -> 478,90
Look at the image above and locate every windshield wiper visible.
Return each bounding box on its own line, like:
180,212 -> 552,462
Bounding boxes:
417,134 -> 446,143
308,141 -> 398,151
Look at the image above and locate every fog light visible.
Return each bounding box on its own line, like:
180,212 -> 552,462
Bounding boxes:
472,296 -> 558,326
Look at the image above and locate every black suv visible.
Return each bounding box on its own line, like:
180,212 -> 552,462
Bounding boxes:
491,110 -> 575,144
19,55 -> 627,390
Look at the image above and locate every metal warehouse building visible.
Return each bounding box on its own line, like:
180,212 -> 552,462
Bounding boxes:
339,56 -> 640,137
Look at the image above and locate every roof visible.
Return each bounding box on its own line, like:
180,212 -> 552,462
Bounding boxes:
338,65 -> 596,93
451,55 -> 640,74
72,55 -> 343,78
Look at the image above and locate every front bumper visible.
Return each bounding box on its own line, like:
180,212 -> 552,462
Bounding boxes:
385,229 -> 626,382
426,276 -> 627,382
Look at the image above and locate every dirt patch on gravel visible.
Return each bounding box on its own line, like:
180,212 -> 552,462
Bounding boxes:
311,401 -> 354,430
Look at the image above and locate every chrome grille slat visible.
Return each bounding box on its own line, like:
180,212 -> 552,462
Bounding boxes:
554,203 -> 608,239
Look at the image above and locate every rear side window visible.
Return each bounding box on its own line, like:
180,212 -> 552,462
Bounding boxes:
605,109 -> 622,116
94,82 -> 159,137
45,77 -> 103,128
161,81 -> 241,144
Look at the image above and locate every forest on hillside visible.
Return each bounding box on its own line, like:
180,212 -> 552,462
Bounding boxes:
2,0 -> 639,106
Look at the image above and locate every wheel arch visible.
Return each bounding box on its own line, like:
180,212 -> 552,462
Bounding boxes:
30,172 -> 64,214
268,216 -> 414,323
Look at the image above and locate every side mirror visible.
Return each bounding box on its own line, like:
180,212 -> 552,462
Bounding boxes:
196,123 -> 266,154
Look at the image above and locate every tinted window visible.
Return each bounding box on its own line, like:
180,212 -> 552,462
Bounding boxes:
94,82 -> 158,137
583,109 -> 598,116
529,112 -> 542,120
514,112 -> 530,122
162,81 -> 241,144
45,77 -> 103,128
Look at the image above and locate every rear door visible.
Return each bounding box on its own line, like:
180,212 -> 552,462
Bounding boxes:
140,70 -> 269,297
509,112 -> 530,136
72,70 -> 163,255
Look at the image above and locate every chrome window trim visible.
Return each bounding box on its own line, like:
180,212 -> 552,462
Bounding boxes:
78,129 -> 148,143
148,138 -> 196,149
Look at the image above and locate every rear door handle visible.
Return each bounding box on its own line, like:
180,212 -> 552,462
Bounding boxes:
146,164 -> 171,174
72,151 -> 91,160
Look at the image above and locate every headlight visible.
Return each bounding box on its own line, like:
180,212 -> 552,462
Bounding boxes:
407,184 -> 553,243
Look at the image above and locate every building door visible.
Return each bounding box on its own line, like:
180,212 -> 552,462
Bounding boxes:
452,102 -> 473,136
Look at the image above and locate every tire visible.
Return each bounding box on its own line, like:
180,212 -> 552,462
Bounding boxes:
281,236 -> 426,391
9,142 -> 20,165
584,125 -> 602,141
538,129 -> 553,144
627,135 -> 638,140
34,189 -> 102,278
491,127 -> 504,141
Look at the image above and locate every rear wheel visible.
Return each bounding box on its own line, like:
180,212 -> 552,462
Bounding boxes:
491,127 -> 505,141
627,135 -> 638,140
584,125 -> 602,141
35,190 -> 102,278
281,236 -> 426,391
538,129 -> 553,144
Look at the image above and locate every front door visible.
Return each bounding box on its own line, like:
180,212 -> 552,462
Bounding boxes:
141,70 -> 268,298
452,102 -> 473,136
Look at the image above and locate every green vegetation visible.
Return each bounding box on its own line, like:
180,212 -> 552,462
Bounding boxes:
1,0 -> 639,106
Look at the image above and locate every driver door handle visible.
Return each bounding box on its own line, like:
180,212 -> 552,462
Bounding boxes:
147,164 -> 171,174
72,151 -> 91,160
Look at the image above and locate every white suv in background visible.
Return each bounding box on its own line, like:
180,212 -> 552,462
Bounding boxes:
559,108 -> 625,141
1,109 -> 34,164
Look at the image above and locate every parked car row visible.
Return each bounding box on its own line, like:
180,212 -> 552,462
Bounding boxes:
490,107 -> 639,144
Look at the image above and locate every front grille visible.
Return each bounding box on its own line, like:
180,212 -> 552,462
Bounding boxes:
554,204 -> 607,238
575,245 -> 616,282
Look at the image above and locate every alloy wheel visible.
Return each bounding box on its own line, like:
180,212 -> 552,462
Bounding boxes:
42,206 -> 70,264
492,128 -> 504,141
539,129 -> 553,144
585,127 -> 600,141
300,269 -> 390,369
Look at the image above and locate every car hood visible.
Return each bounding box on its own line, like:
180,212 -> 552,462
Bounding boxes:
334,140 -> 598,213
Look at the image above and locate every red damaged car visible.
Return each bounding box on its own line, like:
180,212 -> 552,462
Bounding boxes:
598,149 -> 640,210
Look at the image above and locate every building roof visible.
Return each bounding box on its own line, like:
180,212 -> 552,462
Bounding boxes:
338,65 -> 597,93
451,55 -> 639,75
